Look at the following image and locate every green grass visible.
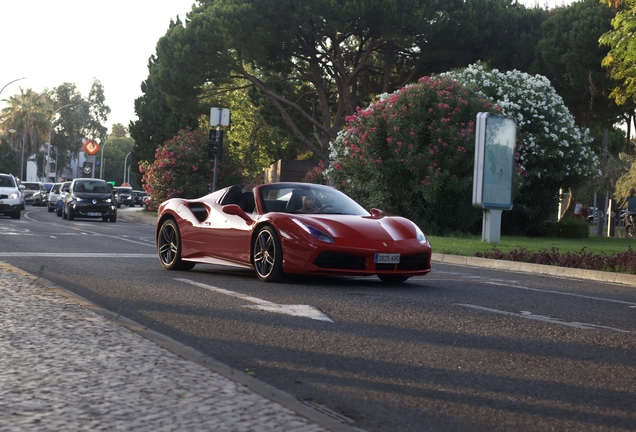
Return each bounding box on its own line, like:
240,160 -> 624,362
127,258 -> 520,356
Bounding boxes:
428,231 -> 636,257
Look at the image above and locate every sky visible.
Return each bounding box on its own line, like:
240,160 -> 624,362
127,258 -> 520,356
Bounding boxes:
0,0 -> 195,134
1,0 -> 579,135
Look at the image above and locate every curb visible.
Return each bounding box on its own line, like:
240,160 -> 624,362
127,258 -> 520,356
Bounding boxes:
117,209 -> 157,225
431,253 -> 636,287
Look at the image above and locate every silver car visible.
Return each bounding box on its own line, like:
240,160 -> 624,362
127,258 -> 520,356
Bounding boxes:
56,181 -> 72,217
21,181 -> 45,205
47,183 -> 62,212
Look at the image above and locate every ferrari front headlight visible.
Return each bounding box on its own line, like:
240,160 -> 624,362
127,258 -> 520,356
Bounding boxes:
415,226 -> 427,244
292,218 -> 334,243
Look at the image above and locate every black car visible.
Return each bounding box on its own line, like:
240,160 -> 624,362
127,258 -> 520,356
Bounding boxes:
63,178 -> 117,222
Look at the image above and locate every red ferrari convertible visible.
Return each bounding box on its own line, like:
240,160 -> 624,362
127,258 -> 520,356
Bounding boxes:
156,182 -> 432,283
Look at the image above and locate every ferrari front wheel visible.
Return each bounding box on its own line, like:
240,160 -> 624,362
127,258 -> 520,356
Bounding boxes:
253,225 -> 284,282
158,219 -> 195,271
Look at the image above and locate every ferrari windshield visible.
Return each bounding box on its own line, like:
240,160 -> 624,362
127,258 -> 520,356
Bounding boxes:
258,184 -> 370,215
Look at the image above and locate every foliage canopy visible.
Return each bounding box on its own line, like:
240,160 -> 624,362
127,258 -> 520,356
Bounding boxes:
151,0 -> 537,163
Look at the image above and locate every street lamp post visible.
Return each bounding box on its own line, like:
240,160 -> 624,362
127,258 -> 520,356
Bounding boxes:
100,142 -> 107,179
123,152 -> 131,185
0,78 -> 25,96
50,146 -> 58,180
46,103 -> 75,182
9,129 -> 26,181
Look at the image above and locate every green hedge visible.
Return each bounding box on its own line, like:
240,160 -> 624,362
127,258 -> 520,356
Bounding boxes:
545,218 -> 589,239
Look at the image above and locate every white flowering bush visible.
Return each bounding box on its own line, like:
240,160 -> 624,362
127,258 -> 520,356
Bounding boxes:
444,63 -> 599,234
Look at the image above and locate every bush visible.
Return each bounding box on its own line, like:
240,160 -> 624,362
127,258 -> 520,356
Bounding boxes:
328,75 -> 499,235
544,218 -> 589,239
139,128 -> 244,210
475,245 -> 636,274
444,63 -> 599,235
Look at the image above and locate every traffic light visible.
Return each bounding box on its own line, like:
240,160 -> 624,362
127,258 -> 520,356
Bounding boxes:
208,129 -> 223,160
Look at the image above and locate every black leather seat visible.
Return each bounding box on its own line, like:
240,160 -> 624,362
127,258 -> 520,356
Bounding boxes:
285,190 -> 304,213
220,185 -> 243,205
238,192 -> 255,213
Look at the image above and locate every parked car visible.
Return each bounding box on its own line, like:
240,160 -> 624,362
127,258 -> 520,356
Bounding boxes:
21,181 -> 45,205
0,173 -> 23,219
587,207 -> 605,224
155,182 -> 432,283
31,183 -> 53,206
63,178 -> 117,222
132,190 -> 145,207
47,183 -> 62,212
112,186 -> 133,208
56,181 -> 72,217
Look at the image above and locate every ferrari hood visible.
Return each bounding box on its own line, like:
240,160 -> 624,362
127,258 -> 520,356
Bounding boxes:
296,215 -> 418,242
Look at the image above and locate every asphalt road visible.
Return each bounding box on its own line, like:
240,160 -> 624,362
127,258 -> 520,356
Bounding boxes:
2,206 -> 635,432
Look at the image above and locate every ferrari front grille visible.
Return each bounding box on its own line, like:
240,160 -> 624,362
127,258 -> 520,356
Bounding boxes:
397,253 -> 429,270
313,251 -> 366,270
374,253 -> 429,271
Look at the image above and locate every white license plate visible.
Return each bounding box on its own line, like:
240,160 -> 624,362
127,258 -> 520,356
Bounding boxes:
374,253 -> 400,264
87,212 -> 101,217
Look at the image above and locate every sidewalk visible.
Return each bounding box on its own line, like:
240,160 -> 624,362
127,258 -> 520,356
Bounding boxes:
0,262 -> 360,431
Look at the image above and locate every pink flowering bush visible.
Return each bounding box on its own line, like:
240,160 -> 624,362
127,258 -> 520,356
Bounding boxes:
302,160 -> 328,184
139,128 -> 244,210
328,76 -> 499,234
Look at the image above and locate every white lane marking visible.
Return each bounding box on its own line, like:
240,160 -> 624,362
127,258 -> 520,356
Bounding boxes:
456,304 -> 634,334
0,219 -> 155,246
175,278 -> 334,323
0,253 -> 156,258
483,281 -> 636,307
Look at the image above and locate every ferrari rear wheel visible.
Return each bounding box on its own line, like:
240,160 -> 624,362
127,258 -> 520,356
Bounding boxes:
378,275 -> 409,283
158,219 -> 195,271
253,225 -> 284,282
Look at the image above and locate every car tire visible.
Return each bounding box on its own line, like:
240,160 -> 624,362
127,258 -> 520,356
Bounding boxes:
378,275 -> 409,283
110,214 -> 117,223
11,209 -> 20,219
253,225 -> 284,282
48,206 -> 54,212
67,208 -> 74,220
158,219 -> 195,271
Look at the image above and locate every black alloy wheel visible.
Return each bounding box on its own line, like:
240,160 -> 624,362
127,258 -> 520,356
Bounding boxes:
157,219 -> 195,271
253,225 -> 284,282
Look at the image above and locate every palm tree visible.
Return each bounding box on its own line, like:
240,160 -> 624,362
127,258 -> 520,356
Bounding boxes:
0,87 -> 52,180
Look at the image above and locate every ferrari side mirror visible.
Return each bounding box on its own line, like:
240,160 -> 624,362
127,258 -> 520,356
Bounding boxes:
370,208 -> 383,217
222,204 -> 254,225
